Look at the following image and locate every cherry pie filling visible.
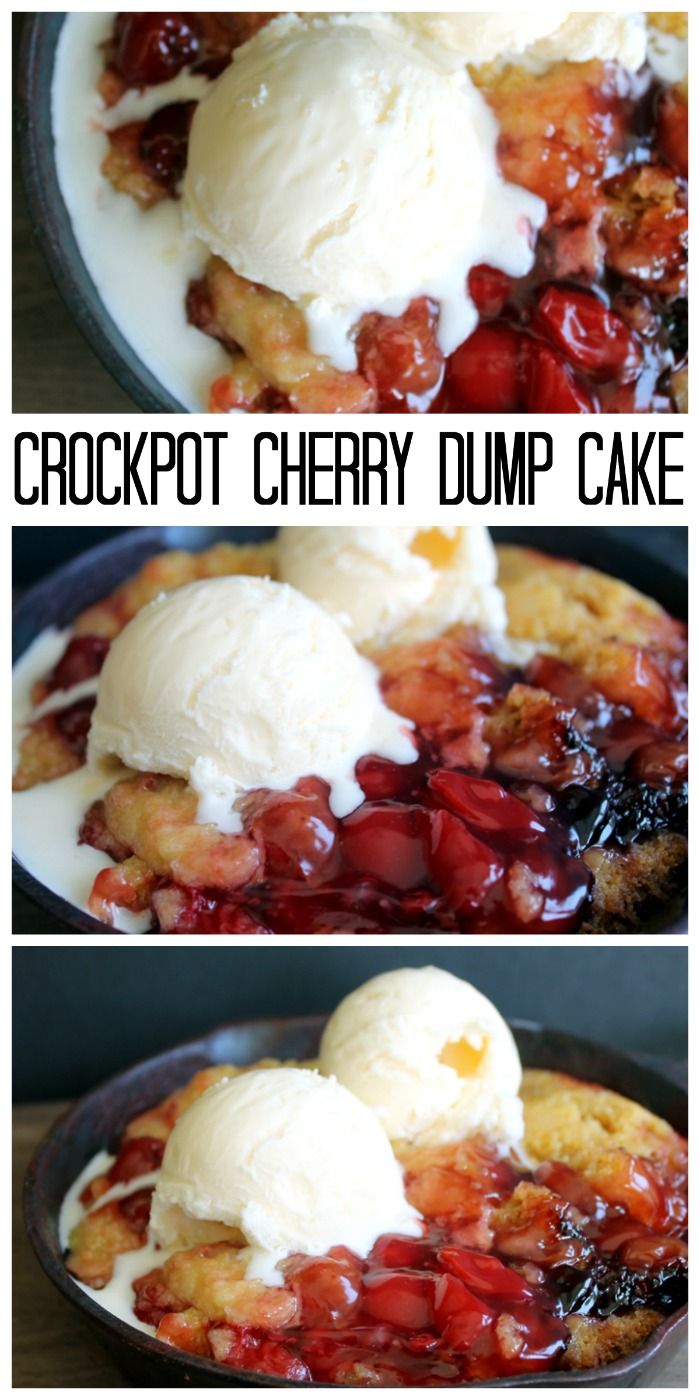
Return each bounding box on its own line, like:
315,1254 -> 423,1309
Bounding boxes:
68,1106 -> 688,1384
20,609 -> 687,935
96,12 -> 688,414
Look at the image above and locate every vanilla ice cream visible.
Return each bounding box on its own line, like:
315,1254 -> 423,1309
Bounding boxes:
183,13 -> 545,371
87,576 -> 416,829
277,526 -> 507,652
402,12 -> 647,72
320,967 -> 524,1149
150,1067 -> 422,1283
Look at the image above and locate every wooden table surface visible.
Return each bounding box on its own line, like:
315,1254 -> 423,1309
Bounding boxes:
14,1103 -> 124,1386
13,1101 -> 688,1389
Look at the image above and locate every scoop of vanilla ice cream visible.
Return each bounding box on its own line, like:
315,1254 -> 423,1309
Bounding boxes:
320,967 -> 523,1149
183,13 -> 545,371
527,13 -> 647,71
87,576 -> 416,828
401,13 -> 568,66
277,526 -> 507,651
150,1067 -> 422,1283
401,12 -> 646,71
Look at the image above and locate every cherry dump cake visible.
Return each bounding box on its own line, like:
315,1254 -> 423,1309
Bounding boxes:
53,12 -> 688,413
12,531 -> 687,934
60,969 -> 688,1386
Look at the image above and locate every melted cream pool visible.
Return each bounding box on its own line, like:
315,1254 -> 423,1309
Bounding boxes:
12,629 -> 152,933
60,1149 -> 166,1335
52,12 -> 228,411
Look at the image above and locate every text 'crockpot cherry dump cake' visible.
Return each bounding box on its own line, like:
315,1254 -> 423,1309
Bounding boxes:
12,528 -> 687,934
59,968 -> 689,1385
52,12 -> 688,413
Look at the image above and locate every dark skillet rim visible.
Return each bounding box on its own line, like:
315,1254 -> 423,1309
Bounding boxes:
12,527 -> 164,935
12,526 -> 688,936
16,12 -> 186,414
23,1014 -> 688,1389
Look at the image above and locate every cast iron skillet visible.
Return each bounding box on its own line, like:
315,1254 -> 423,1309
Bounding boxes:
24,1017 -> 688,1387
17,12 -> 185,413
12,526 -> 688,935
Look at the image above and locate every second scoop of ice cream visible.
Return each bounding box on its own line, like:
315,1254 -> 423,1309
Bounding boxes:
400,11 -> 647,71
320,966 -> 524,1149
87,575 -> 416,829
149,1067 -> 422,1282
277,525 -> 507,651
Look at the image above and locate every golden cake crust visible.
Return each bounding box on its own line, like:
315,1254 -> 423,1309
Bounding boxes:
495,545 -> 683,659
521,1068 -> 685,1179
581,833 -> 687,934
562,1309 -> 666,1370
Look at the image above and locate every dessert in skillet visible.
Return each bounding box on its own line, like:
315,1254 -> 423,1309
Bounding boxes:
13,530 -> 688,934
53,11 -> 688,412
13,528 -> 687,935
60,968 -> 689,1385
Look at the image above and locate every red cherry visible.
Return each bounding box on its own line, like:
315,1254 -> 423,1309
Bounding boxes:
594,1217 -> 652,1255
524,340 -> 596,412
535,1162 -> 605,1220
618,1234 -> 688,1271
406,1162 -> 497,1228
493,1187 -> 594,1270
597,718 -> 659,770
356,753 -> 421,801
133,1267 -> 186,1326
494,1304 -> 569,1372
428,771 -> 546,842
341,803 -> 431,890
139,100 -> 195,192
592,1153 -> 686,1233
113,12 -> 200,88
356,298 -> 443,404
429,809 -> 504,914
55,698 -> 96,758
438,1248 -> 537,1303
119,1186 -> 154,1234
368,1235 -> 438,1271
256,1341 -> 311,1381
250,778 -> 337,881
109,1135 -> 164,1185
504,847 -> 592,933
591,645 -> 678,730
46,634 -> 110,693
533,285 -> 642,382
627,739 -> 688,786
209,1326 -> 311,1381
362,1270 -> 436,1331
526,654 -> 609,720
155,1309 -> 210,1355
468,265 -> 513,318
286,1253 -> 362,1328
208,1324 -> 255,1367
434,1274 -> 495,1350
446,322 -> 523,413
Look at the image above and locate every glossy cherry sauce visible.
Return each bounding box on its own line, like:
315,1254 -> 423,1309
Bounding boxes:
51,629 -> 688,934
97,1131 -> 688,1385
